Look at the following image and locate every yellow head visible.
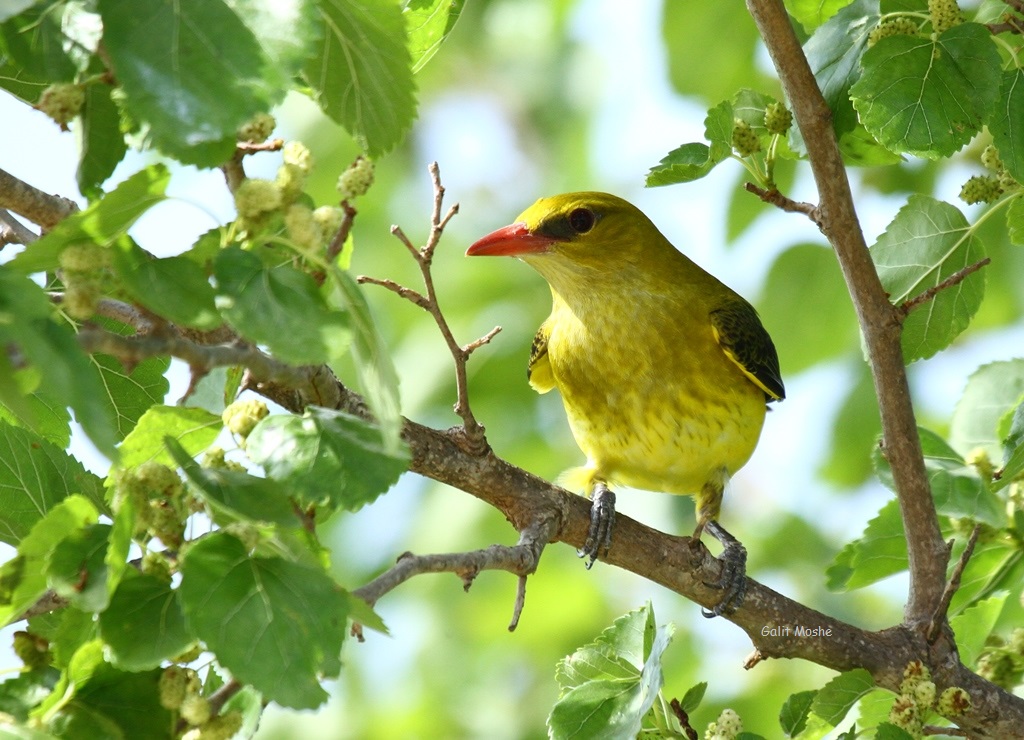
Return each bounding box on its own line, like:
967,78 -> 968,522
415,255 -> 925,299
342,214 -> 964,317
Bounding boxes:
466,192 -> 687,294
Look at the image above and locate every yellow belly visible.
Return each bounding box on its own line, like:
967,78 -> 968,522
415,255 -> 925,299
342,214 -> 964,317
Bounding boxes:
547,301 -> 767,499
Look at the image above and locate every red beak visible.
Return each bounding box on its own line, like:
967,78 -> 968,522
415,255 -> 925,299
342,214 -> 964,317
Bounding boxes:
466,222 -> 553,256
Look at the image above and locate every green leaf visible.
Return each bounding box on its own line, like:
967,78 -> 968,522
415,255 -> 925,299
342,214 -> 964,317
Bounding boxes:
404,0 -> 465,73
871,195 -> 986,363
179,532 -> 348,709
785,0 -> 852,31
548,604 -> 673,740
246,407 -> 409,512
810,669 -> 874,726
988,69 -> 1024,184
948,538 -> 1019,614
998,399 -> 1024,489
167,437 -> 305,528
850,23 -> 1001,158
9,165 -> 170,273
874,724 -> 916,740
950,592 -> 1007,666
99,571 -> 193,671
1007,196 -> 1024,246
0,270 -> 119,456
224,0 -> 321,80
0,495 -> 99,628
39,640 -> 171,738
0,423 -> 106,546
646,100 -> 732,186
98,0 -> 278,166
305,0 -> 416,156
327,268 -> 402,451
46,523 -> 111,613
0,392 -> 71,450
779,689 -> 816,737
826,498 -> 905,591
950,360 -> 1024,461
76,81 -> 127,199
215,247 -> 352,365
118,405 -> 221,469
759,244 -> 858,374
90,319 -> 171,440
0,6 -> 77,102
111,239 -> 221,329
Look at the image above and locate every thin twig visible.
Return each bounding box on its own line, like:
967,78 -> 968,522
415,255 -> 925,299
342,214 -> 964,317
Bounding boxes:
927,526 -> 981,643
924,726 -> 967,737
744,182 -> 821,226
321,201 -> 357,276
901,258 -> 991,316
352,518 -> 555,631
668,699 -> 699,740
359,162 -> 498,454
236,139 -> 284,154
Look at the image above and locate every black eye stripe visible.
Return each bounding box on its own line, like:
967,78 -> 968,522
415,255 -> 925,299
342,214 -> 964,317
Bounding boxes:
568,207 -> 596,234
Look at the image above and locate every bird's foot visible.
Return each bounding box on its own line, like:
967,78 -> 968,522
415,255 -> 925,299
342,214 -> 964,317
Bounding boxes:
579,483 -> 615,569
696,520 -> 747,618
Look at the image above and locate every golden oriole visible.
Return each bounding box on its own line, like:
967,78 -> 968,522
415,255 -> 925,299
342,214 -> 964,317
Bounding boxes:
467,192 -> 783,615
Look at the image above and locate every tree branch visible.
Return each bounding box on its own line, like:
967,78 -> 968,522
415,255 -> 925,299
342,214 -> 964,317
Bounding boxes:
745,0 -> 948,627
0,167 -> 78,230
900,258 -> 991,316
0,207 -> 39,246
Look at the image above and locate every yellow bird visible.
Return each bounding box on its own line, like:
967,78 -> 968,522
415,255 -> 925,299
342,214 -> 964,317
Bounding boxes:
467,192 -> 784,616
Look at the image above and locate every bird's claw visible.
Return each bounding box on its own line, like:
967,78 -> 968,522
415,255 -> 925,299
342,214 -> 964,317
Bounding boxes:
697,520 -> 747,618
579,484 -> 615,568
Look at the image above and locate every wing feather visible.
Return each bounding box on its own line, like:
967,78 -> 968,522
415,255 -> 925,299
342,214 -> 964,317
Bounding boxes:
710,301 -> 785,402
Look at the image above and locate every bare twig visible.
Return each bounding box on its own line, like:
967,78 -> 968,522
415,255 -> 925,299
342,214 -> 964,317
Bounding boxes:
352,518 -> 555,631
927,527 -> 981,644
321,201 -> 357,276
236,138 -> 284,154
900,258 -> 991,316
0,167 -> 78,230
668,699 -> 699,740
744,182 -> 821,225
358,162 -> 500,455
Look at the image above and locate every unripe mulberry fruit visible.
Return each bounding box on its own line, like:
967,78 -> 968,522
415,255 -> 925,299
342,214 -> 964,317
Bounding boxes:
159,665 -> 189,710
337,157 -> 375,200
981,145 -> 1003,173
929,0 -> 963,34
764,102 -> 792,135
731,120 -> 761,156
237,112 -> 276,143
234,178 -> 283,220
889,694 -> 922,736
13,631 -> 50,670
282,141 -> 314,174
180,694 -> 211,726
37,83 -> 85,128
222,398 -> 269,438
704,708 -> 742,740
937,686 -> 972,715
867,17 -> 920,46
959,175 -> 1002,205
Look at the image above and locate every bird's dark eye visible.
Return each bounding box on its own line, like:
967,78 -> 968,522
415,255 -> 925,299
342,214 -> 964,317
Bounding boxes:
567,207 -> 596,234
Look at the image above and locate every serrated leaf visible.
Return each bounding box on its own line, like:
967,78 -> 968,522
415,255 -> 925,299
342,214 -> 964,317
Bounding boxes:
99,571 -> 193,671
46,523 -> 111,612
950,592 -> 1007,666
305,0 -> 416,156
98,0 -> 278,166
988,68 -> 1024,184
785,0 -> 853,31
224,0 -> 321,80
875,428 -> 1005,527
90,321 -> 171,440
327,268 -> 402,452
246,407 -> 408,512
0,423 -> 106,546
555,606 -> 653,691
167,437 -> 305,528
404,0 -> 465,73
111,239 -> 221,330
0,392 -> 72,450
850,24 -> 1001,158
780,689 -> 816,737
1007,196 -> 1024,246
548,604 -> 672,740
0,6 -> 77,102
826,498 -> 905,591
646,100 -> 732,186
179,532 -> 348,709
0,495 -> 99,627
117,405 -> 221,469
871,195 -> 986,363
9,165 -> 170,273
811,669 -> 874,726
77,81 -> 127,199
950,360 -> 1024,461
215,247 -> 352,366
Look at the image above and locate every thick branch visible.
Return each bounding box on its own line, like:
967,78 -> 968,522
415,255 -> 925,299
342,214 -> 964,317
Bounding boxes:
0,167 -> 78,230
745,0 -> 947,626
